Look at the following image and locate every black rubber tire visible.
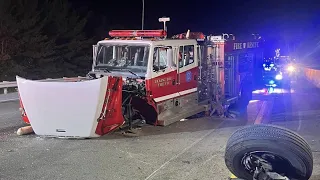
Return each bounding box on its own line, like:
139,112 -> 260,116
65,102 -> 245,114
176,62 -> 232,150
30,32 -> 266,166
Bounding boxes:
225,124 -> 313,180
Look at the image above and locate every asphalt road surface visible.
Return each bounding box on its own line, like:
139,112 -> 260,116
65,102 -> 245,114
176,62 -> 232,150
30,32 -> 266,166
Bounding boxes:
0,76 -> 320,180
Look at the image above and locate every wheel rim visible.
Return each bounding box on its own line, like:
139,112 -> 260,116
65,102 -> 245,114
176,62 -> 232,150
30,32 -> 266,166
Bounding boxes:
241,151 -> 293,177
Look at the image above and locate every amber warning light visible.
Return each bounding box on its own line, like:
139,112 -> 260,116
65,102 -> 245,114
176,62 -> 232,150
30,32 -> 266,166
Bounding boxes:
109,30 -> 167,38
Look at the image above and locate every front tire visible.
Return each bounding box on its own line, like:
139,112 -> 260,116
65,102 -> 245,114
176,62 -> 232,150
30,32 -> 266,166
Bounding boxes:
225,124 -> 313,180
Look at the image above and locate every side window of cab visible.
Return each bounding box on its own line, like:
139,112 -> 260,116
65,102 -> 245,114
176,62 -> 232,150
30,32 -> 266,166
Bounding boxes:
153,46 -> 174,72
178,45 -> 195,68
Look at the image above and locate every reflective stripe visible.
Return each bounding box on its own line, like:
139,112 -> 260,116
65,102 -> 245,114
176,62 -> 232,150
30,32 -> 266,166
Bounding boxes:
153,88 -> 197,102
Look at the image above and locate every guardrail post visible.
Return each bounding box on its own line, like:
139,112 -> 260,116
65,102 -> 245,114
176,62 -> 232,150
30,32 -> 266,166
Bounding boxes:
2,81 -> 8,94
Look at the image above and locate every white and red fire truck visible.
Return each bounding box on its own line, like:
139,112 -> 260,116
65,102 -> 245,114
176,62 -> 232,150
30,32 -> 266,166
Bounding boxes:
17,20 -> 264,138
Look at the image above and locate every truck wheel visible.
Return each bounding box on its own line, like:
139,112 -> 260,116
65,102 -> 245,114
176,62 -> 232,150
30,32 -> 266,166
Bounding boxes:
225,124 -> 313,180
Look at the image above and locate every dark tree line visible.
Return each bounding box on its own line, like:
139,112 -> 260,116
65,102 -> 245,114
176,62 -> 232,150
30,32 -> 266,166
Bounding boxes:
0,0 -> 100,81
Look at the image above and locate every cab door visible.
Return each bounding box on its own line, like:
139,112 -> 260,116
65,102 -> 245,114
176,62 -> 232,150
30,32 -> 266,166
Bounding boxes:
149,46 -> 180,125
175,44 -> 199,110
177,44 -> 198,94
150,46 -> 177,103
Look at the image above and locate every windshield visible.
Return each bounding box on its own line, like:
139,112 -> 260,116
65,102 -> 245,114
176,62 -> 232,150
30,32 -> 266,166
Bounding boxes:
96,44 -> 150,73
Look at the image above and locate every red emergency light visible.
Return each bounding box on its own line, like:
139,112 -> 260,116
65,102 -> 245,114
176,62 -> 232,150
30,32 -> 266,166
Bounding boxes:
109,30 -> 167,38
173,32 -> 205,40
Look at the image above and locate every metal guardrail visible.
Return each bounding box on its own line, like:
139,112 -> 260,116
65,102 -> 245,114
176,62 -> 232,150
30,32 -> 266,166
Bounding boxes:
304,67 -> 320,88
0,76 -> 87,102
0,81 -> 17,94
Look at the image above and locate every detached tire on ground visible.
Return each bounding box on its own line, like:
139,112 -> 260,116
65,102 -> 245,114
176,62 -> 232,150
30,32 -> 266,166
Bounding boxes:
225,124 -> 313,180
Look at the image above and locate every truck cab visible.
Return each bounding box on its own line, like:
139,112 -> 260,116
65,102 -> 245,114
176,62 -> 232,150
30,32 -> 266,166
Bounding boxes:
88,30 -> 210,127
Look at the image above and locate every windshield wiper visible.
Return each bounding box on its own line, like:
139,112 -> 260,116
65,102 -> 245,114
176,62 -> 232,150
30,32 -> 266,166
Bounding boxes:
95,66 -> 111,73
103,69 -> 111,73
127,70 -> 140,78
118,68 -> 140,78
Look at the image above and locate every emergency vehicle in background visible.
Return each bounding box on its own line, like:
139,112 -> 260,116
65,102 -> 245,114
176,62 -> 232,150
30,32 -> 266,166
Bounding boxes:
17,17 -> 264,138
277,55 -> 298,76
261,48 -> 297,90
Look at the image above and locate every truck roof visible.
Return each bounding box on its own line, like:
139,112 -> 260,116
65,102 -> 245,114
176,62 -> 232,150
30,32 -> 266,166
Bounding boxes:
97,39 -> 198,46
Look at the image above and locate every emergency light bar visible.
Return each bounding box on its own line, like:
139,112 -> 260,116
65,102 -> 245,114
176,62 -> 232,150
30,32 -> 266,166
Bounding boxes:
109,30 -> 167,38
173,32 -> 205,41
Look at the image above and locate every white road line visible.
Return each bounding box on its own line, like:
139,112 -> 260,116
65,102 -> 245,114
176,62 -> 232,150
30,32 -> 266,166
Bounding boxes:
254,99 -> 274,124
144,127 -> 218,180
253,101 -> 268,124
297,111 -> 302,132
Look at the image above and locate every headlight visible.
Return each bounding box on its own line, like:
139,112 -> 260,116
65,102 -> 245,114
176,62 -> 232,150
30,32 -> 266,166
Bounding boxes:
287,65 -> 295,72
275,74 -> 283,80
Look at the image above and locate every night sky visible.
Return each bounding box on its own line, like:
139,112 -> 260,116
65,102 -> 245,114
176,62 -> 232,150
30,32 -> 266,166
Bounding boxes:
69,0 -> 320,61
70,0 -> 320,37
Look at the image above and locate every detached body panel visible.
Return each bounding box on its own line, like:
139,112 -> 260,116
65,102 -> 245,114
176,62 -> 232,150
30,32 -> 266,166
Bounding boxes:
16,76 -> 121,138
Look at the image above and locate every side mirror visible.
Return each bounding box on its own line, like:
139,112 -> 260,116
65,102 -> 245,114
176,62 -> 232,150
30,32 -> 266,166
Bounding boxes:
92,45 -> 97,60
92,45 -> 98,71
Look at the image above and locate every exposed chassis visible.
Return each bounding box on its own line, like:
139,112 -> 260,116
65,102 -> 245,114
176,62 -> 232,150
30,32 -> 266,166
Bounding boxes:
230,170 -> 289,180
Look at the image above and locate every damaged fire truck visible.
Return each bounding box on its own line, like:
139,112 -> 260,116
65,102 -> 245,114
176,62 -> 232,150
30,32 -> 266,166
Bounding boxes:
15,19 -> 314,180
17,18 -> 264,138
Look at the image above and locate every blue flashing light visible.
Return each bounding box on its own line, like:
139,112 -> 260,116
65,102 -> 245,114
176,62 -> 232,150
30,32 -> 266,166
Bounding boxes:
275,74 -> 283,80
268,87 -> 274,93
269,80 -> 275,84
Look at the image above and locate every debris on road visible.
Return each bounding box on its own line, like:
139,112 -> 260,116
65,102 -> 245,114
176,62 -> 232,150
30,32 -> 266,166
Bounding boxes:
16,125 -> 33,135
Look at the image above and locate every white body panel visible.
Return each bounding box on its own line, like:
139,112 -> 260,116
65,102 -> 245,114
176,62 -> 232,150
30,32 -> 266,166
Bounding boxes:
16,76 -> 108,138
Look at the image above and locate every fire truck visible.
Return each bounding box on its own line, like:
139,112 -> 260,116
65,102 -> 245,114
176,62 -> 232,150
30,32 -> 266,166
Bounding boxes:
16,18 -> 264,138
